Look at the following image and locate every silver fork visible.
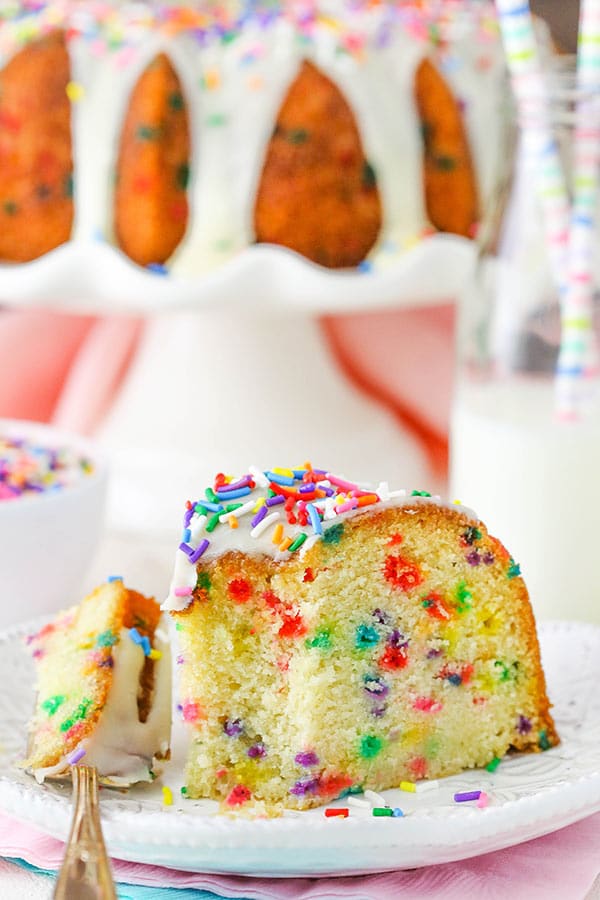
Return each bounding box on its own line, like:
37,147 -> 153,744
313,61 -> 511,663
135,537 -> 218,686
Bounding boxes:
53,765 -> 117,899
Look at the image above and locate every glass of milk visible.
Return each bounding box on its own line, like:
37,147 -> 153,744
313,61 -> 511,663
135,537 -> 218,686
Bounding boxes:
450,67 -> 600,623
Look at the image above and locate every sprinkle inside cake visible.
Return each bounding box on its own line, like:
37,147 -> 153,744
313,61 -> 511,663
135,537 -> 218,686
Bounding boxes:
164,465 -> 558,811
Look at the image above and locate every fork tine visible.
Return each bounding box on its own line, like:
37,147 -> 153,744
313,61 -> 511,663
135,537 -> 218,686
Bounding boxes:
53,765 -> 117,899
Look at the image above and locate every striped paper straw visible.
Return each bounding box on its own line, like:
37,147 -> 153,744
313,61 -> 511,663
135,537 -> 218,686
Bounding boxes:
555,0 -> 600,419
495,0 -> 570,295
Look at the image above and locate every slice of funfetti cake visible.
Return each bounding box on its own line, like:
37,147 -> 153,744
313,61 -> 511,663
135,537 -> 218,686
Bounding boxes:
164,465 -> 558,811
23,579 -> 171,786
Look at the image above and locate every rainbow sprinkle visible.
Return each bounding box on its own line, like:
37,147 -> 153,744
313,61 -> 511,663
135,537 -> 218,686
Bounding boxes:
399,780 -> 417,793
454,790 -> 481,803
129,627 -> 151,656
165,464 -> 467,612
66,747 -> 86,765
0,434 -> 93,501
0,1 -> 500,77
348,795 -> 371,809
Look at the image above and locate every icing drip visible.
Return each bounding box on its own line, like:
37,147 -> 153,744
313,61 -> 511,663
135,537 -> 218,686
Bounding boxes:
32,626 -> 171,785
164,466 -> 478,612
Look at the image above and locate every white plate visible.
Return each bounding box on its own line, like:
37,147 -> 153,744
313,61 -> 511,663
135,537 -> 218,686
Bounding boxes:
0,235 -> 473,315
0,619 -> 598,877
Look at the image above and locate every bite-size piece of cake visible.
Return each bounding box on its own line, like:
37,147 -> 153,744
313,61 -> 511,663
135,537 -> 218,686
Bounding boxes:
23,580 -> 171,786
165,466 -> 558,812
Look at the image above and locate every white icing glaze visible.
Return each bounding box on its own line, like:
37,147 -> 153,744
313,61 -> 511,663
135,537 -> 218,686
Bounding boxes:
0,2 -> 507,273
33,625 -> 171,785
163,469 -> 478,612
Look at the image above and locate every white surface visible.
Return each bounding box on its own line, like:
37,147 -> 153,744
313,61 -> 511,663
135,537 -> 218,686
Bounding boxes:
0,620 -> 598,877
450,380 -> 600,624
0,420 -> 108,627
0,236 -> 474,315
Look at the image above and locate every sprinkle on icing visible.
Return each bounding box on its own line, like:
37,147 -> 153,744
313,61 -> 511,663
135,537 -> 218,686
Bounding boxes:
0,3 -> 500,60
129,627 -> 151,656
164,465 -> 477,611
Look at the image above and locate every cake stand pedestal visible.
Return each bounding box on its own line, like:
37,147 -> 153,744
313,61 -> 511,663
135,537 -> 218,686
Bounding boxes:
97,306 -> 432,541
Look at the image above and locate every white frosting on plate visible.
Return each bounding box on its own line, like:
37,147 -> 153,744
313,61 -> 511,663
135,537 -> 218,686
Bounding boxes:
163,467 -> 478,612
32,626 -> 171,786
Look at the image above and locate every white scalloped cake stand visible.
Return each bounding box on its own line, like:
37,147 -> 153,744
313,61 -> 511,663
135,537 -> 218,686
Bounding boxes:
2,239 -> 468,536
0,620 -> 598,876
97,307 -> 435,537
0,237 -> 473,314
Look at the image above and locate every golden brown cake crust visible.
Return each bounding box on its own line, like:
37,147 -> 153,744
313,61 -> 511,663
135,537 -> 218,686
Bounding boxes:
254,59 -> 383,268
114,52 -> 190,267
415,58 -> 479,238
0,31 -> 73,262
126,589 -> 162,723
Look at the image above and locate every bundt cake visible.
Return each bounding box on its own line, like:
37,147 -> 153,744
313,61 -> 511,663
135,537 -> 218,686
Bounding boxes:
164,465 -> 558,811
23,579 -> 171,786
0,1 -> 505,272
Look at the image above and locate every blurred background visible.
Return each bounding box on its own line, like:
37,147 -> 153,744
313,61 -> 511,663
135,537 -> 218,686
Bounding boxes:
0,0 -> 590,613
0,0 -> 578,463
532,0 -> 578,51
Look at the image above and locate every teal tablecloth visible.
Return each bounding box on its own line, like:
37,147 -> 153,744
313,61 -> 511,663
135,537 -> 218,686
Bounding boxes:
12,858 -> 254,899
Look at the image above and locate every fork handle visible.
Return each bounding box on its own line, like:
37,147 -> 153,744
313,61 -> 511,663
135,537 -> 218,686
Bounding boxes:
53,765 -> 117,900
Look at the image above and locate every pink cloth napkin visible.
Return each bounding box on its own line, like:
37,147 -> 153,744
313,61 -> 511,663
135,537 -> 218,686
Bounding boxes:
0,809 -> 598,898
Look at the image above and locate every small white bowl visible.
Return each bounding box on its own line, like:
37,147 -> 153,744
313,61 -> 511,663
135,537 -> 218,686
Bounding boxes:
0,419 -> 108,627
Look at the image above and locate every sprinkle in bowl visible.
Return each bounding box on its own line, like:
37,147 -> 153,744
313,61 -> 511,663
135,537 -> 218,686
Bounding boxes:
0,419 -> 108,627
